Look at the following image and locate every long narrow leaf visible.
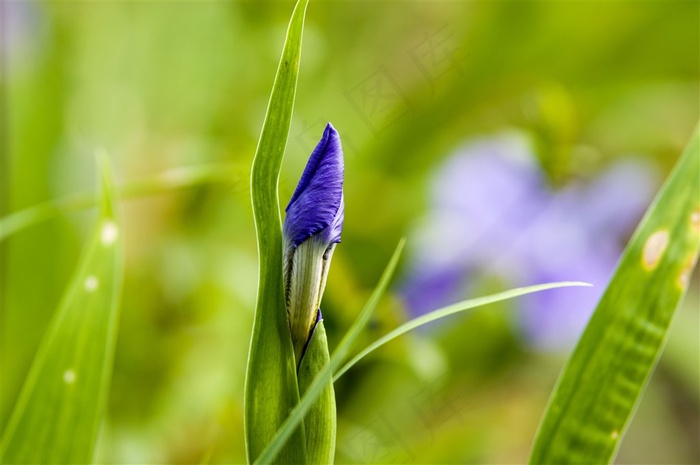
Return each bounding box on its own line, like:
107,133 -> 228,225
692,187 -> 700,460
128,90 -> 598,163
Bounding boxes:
244,0 -> 310,463
297,320 -> 336,464
529,126 -> 700,464
0,156 -> 124,464
253,239 -> 406,465
0,162 -> 238,243
333,281 -> 591,381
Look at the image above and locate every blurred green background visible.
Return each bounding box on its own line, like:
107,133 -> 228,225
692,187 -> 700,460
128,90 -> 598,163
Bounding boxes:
2,1 -> 698,463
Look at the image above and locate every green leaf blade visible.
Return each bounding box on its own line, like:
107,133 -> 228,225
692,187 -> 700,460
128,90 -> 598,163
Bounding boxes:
0,162 -> 240,243
529,126 -> 700,464
244,0 -> 310,463
0,157 -> 124,464
298,320 -> 337,465
253,239 -> 406,465
333,281 -> 592,382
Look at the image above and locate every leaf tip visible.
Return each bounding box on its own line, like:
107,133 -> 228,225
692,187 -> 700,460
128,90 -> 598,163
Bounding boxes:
95,150 -> 117,220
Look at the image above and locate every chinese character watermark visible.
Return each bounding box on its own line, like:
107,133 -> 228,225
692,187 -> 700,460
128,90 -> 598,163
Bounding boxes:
408,25 -> 466,95
344,66 -> 411,135
295,117 -> 359,159
343,413 -> 415,464
407,374 -> 467,443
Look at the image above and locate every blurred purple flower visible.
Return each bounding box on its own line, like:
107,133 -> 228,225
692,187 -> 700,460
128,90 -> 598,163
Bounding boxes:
283,123 -> 344,363
401,134 -> 658,350
2,2 -> 47,74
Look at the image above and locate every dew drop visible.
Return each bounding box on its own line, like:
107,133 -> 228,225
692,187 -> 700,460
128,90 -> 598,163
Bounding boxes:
84,276 -> 99,292
691,209 -> 700,233
642,230 -> 669,270
101,221 -> 119,246
611,430 -> 619,439
63,369 -> 76,384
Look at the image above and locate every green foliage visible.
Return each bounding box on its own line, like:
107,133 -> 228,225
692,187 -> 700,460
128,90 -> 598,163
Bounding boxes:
253,239 -> 405,465
0,162 -> 239,243
333,282 -> 591,381
2,2 -> 697,463
298,320 -> 337,464
252,242 -> 588,464
0,157 -> 123,464
244,0 -> 310,463
529,127 -> 700,464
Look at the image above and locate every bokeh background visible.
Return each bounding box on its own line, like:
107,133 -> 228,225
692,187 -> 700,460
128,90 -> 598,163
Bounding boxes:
2,1 -> 698,463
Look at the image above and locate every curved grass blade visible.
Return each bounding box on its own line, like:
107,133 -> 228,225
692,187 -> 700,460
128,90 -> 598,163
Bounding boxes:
297,319 -> 336,464
253,239 -> 406,465
0,162 -> 239,243
0,156 -> 124,464
244,0 -> 310,463
333,281 -> 592,381
529,126 -> 700,464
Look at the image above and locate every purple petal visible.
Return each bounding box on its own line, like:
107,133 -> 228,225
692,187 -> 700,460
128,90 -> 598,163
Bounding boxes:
284,123 -> 344,248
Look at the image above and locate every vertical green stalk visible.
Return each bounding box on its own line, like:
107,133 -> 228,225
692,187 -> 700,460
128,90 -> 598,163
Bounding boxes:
244,1 -> 309,463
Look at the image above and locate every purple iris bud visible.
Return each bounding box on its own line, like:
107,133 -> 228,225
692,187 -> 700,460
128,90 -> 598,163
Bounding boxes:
283,123 -> 344,364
